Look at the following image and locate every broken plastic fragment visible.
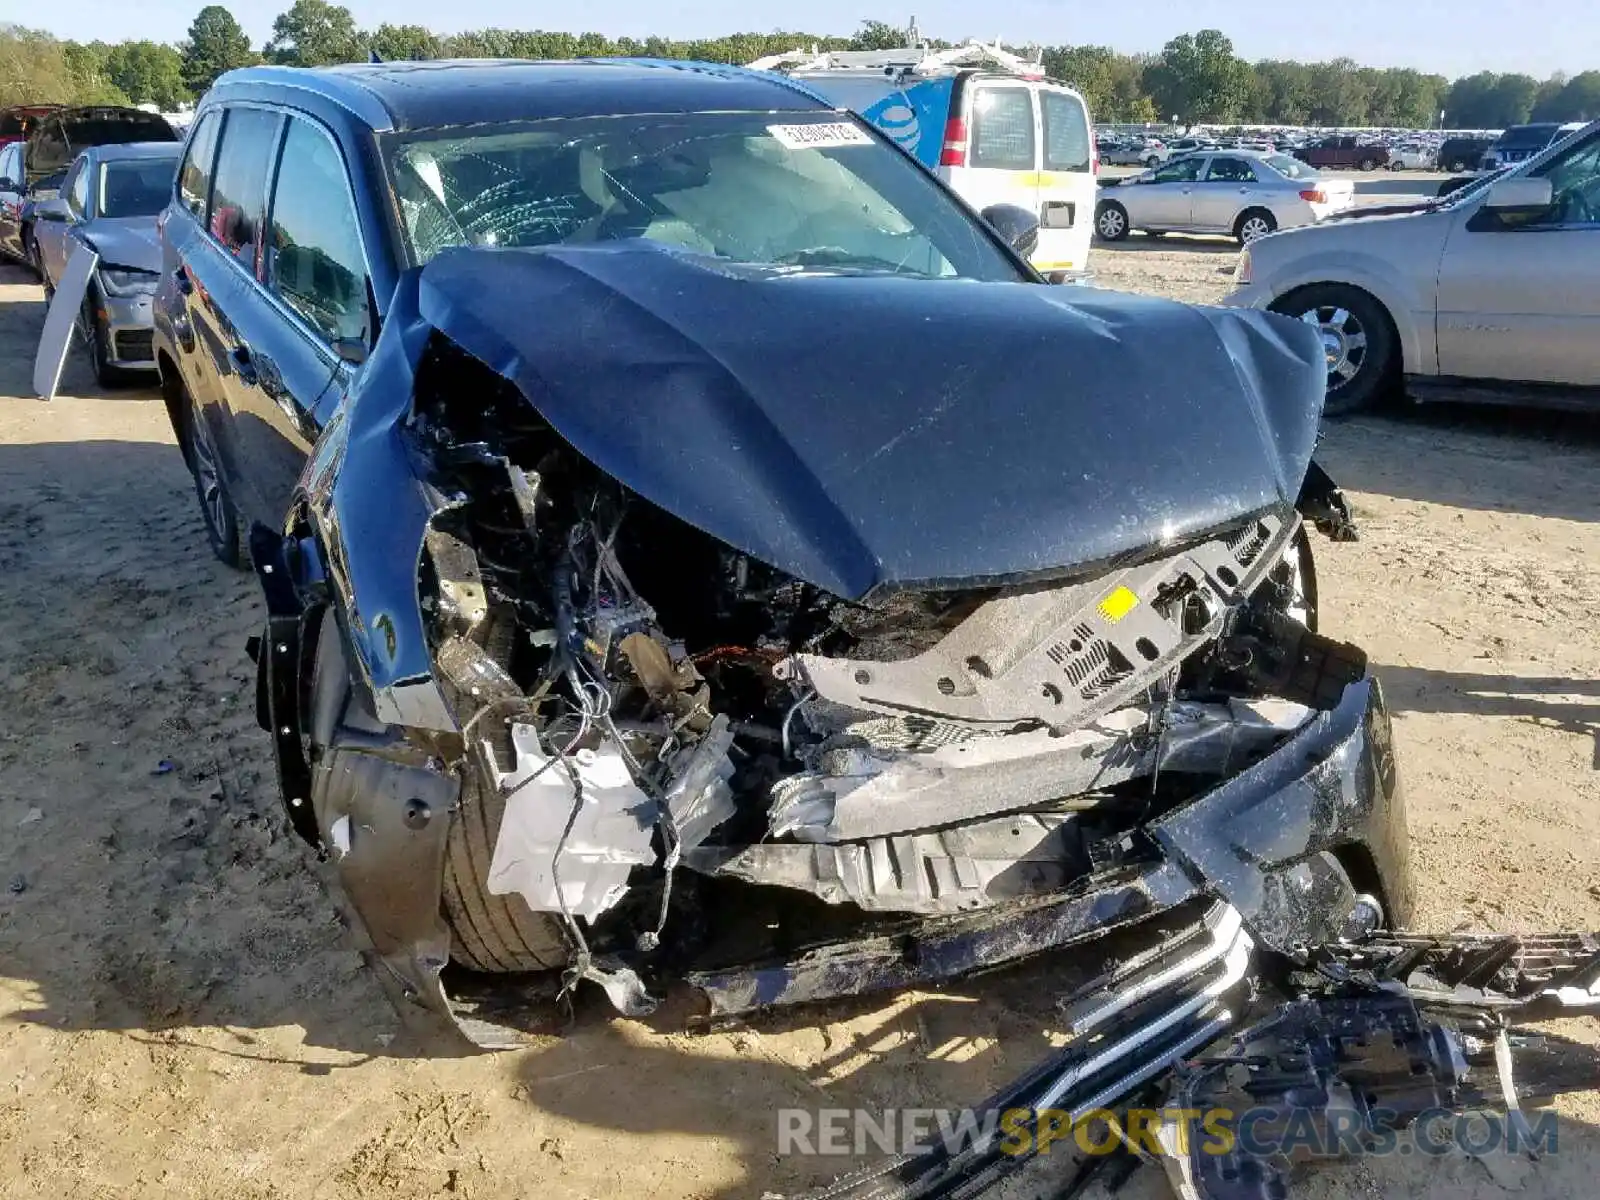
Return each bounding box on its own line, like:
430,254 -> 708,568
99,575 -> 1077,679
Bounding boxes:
329,815 -> 353,859
485,726 -> 655,920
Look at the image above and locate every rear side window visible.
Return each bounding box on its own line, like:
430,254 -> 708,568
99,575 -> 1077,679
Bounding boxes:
267,117 -> 371,349
0,145 -> 20,186
1040,90 -> 1091,172
209,107 -> 283,276
970,88 -> 1035,170
178,111 -> 221,222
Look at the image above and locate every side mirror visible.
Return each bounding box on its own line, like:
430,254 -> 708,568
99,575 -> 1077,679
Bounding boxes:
34,197 -> 71,222
1482,175 -> 1553,216
980,203 -> 1040,259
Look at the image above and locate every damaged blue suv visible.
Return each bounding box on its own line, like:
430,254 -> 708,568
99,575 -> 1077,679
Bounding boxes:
152,60 -> 1450,1086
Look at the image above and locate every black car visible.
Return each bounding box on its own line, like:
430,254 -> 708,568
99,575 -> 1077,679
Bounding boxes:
0,104 -> 177,272
1435,134 -> 1495,173
153,61 -> 1412,1063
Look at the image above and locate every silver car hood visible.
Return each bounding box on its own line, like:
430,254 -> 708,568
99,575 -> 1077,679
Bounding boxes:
80,216 -> 161,274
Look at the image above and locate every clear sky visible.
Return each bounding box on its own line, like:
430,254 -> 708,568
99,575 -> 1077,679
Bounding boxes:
24,0 -> 1599,80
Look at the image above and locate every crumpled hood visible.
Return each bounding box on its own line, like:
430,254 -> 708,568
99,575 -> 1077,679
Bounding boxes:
80,216 -> 161,274
396,243 -> 1327,600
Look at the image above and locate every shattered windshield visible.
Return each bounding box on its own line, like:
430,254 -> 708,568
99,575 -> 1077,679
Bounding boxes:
385,112 -> 1027,281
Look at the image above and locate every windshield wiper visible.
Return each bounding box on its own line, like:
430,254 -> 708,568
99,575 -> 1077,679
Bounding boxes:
774,247 -> 930,276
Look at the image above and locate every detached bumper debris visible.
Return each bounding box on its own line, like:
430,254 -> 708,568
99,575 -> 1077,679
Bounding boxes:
803,912 -> 1600,1200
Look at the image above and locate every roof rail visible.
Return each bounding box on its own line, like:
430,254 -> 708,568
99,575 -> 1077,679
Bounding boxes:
747,38 -> 1044,78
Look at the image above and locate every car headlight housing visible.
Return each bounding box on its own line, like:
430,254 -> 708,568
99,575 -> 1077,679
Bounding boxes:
98,266 -> 159,297
1234,248 -> 1253,285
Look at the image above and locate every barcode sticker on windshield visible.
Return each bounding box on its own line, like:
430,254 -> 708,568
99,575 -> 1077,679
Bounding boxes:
767,122 -> 874,150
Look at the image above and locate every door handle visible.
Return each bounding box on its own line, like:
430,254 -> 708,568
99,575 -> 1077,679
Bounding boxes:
230,345 -> 258,386
174,265 -> 193,296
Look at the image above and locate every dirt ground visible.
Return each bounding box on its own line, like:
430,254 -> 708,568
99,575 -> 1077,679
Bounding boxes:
1,253 -> 1597,1200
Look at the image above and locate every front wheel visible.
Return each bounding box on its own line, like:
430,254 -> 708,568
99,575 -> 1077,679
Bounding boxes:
1448,158 -> 1468,173
1272,284 -> 1398,416
1095,201 -> 1130,241
1389,160 -> 1406,171
1235,208 -> 1277,245
1358,158 -> 1378,172
1145,156 -> 1160,168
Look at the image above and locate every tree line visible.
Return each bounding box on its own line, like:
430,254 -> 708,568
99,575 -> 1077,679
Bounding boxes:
4,5 -> 1599,132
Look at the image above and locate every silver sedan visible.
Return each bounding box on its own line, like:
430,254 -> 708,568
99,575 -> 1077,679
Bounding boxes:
1094,150 -> 1355,245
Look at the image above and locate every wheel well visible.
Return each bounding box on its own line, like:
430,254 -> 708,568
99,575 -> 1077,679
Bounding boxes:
1234,207 -> 1276,234
1271,282 -> 1404,375
157,352 -> 192,466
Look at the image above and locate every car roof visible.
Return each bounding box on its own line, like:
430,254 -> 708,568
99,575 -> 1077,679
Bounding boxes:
213,59 -> 831,133
81,141 -> 183,163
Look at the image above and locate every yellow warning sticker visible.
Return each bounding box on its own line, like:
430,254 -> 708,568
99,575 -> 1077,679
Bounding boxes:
1097,586 -> 1139,623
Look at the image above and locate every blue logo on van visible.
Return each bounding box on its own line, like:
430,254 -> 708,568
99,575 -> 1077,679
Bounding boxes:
859,78 -> 956,168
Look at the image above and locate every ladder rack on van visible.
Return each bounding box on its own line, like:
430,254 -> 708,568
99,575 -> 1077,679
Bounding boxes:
747,39 -> 1045,80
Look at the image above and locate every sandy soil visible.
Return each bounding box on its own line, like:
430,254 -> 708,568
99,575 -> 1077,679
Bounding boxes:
1,254 -> 1597,1200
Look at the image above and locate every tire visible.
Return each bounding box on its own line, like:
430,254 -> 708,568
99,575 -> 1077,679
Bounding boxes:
1095,201 -> 1130,241
1145,156 -> 1160,168
436,612 -> 571,975
182,386 -> 246,568
1389,160 -> 1405,171
1448,158 -> 1468,173
21,225 -> 41,279
1234,208 -> 1277,245
442,766 -> 573,974
1358,158 -> 1378,172
1271,283 -> 1398,417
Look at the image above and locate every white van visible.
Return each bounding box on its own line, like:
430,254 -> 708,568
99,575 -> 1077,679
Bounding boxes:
751,43 -> 1099,280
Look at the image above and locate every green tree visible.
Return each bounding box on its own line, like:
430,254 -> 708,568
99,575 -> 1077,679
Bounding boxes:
368,24 -> 440,61
1143,30 -> 1254,123
849,20 -> 910,51
104,40 -> 190,108
1531,71 -> 1600,121
267,0 -> 364,66
0,27 -> 85,107
181,5 -> 257,96
1491,73 -> 1539,125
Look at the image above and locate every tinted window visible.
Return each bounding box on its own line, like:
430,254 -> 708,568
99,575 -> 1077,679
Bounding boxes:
389,112 -> 1027,282
1152,156 -> 1203,184
1206,157 -> 1255,183
267,118 -> 371,347
1040,90 -> 1090,172
100,159 -> 178,218
178,111 -> 221,222
971,89 -> 1035,170
67,161 -> 89,214
209,107 -> 282,275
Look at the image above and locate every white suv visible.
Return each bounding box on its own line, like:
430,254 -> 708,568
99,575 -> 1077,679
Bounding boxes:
1225,120 -> 1600,415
